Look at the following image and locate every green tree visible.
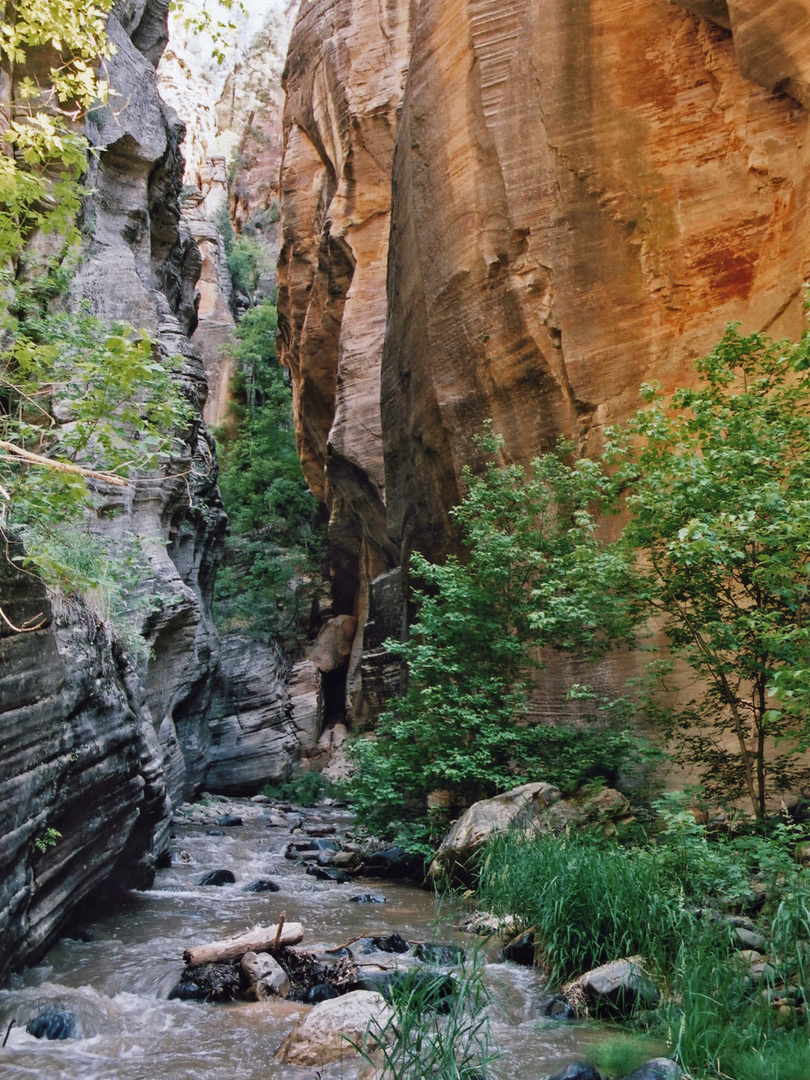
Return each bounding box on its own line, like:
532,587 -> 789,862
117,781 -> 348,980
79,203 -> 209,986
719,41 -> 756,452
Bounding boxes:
613,323 -> 810,820
213,297 -> 325,647
348,432 -> 639,848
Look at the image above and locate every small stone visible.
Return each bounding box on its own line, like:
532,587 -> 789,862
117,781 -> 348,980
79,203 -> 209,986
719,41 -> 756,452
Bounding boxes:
217,814 -> 243,827
734,926 -> 767,951
251,794 -> 270,803
349,893 -> 387,904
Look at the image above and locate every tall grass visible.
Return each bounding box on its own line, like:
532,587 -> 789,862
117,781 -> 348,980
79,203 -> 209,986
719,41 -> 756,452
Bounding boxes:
475,824 -> 810,1079
356,950 -> 496,1080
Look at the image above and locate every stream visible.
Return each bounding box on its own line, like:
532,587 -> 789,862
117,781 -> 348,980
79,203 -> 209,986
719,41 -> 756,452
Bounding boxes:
0,797 -> 609,1079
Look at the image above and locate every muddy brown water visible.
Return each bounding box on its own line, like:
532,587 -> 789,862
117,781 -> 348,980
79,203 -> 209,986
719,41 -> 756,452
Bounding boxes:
0,800 -> 609,1079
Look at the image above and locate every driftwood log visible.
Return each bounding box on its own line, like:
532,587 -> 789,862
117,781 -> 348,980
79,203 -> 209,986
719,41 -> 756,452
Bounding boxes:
183,922 -> 304,968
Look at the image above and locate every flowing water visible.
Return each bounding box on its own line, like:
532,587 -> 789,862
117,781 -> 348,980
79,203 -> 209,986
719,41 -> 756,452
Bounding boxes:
0,799 -> 607,1079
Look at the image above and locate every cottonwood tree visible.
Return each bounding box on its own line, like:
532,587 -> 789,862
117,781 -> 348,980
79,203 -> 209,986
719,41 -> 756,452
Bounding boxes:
612,324 -> 810,820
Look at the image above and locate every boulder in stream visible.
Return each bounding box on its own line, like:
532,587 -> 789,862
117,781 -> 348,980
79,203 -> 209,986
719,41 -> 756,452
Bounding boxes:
363,845 -> 425,881
349,893 -> 387,904
25,1006 -> 80,1040
277,989 -> 392,1067
244,879 -> 281,893
567,957 -> 659,1017
217,815 -> 243,827
198,870 -> 236,887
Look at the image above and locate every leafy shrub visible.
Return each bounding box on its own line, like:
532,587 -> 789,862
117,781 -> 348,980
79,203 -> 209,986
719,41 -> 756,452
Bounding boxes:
261,772 -> 340,807
347,432 -> 643,849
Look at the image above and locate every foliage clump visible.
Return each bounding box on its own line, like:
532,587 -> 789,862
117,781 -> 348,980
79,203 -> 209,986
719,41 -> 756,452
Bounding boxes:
348,430 -> 644,851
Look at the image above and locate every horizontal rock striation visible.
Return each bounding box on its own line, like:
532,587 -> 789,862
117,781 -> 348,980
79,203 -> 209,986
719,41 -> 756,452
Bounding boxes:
279,0 -> 810,718
0,544 -> 167,983
0,0 -> 228,977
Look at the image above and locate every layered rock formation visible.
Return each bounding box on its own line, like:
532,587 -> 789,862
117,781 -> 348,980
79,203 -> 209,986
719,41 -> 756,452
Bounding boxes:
278,0 -> 810,718
0,0 -> 224,978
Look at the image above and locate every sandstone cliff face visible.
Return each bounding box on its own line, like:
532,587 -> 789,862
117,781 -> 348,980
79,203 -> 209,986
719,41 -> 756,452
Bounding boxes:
279,0 -> 810,719
278,0 -> 413,715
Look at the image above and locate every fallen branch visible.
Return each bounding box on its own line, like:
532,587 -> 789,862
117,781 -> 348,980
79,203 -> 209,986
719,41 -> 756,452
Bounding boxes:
183,921 -> 304,968
0,441 -> 129,487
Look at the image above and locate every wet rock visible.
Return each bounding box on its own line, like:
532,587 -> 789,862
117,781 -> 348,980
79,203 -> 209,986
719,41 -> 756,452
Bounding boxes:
305,823 -> 337,837
26,1006 -> 80,1040
618,1059 -> 682,1080
544,1062 -> 601,1080
169,963 -> 241,1003
545,1063 -> 602,1080
363,846 -> 425,881
306,866 -> 353,883
277,990 -> 392,1067
349,893 -> 387,904
305,982 -> 341,1003
333,851 -> 363,870
414,942 -> 466,965
251,795 -> 270,804
204,829 -> 225,837
501,932 -> 536,966
359,933 -> 410,954
217,815 -> 243,827
311,838 -> 340,852
568,957 -> 659,1017
244,879 -> 281,893
198,869 -> 236,886
537,993 -> 578,1019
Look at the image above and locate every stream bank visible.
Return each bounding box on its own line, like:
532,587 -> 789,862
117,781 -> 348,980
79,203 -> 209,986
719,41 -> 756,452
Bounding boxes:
0,795 -> 614,1079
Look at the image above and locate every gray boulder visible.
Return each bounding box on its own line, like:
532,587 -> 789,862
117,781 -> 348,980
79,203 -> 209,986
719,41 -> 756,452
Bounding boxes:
568,957 -> 659,1016
619,1058 -> 682,1080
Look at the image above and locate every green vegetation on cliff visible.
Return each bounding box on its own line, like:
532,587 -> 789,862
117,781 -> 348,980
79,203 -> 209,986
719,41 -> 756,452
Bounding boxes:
213,295 -> 325,648
0,1 -> 190,634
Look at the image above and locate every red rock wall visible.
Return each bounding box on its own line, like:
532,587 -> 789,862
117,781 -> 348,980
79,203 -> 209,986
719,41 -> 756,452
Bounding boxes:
279,0 -> 810,717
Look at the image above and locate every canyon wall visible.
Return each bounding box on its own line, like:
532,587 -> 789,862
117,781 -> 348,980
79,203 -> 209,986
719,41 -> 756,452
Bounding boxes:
0,0 -> 224,979
278,0 -> 810,719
